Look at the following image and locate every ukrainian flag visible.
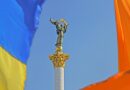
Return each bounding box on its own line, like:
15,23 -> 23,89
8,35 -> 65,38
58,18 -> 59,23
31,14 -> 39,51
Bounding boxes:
0,0 -> 45,90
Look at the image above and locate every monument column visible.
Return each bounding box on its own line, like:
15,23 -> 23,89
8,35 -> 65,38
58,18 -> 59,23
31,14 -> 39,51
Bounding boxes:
49,18 -> 69,90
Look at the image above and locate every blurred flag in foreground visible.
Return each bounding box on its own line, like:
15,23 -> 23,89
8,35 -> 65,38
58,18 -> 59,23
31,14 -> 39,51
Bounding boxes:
0,0 -> 45,90
82,0 -> 130,90
115,0 -> 130,72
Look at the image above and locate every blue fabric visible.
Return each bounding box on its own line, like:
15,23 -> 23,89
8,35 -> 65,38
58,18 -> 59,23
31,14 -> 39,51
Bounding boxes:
0,0 -> 45,64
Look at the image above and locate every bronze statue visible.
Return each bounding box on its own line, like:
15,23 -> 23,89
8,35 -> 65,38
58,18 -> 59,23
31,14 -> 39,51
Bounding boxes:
50,18 -> 68,47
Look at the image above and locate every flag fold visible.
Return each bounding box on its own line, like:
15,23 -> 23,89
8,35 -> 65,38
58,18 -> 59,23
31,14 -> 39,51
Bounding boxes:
0,0 -> 45,90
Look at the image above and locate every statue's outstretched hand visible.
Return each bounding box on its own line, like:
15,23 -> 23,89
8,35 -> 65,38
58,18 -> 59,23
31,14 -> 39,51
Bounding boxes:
50,18 -> 57,25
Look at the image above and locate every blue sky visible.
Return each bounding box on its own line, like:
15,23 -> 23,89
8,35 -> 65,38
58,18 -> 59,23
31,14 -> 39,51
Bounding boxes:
25,0 -> 118,90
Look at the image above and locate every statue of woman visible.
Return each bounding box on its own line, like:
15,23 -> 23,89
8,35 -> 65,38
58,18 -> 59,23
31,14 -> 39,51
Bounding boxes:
50,18 -> 68,47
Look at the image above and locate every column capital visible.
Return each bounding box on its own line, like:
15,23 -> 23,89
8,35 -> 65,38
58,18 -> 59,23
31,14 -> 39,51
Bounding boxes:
49,47 -> 69,68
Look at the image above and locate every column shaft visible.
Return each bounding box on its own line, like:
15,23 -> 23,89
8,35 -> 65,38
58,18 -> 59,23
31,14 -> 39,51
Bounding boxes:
55,68 -> 64,90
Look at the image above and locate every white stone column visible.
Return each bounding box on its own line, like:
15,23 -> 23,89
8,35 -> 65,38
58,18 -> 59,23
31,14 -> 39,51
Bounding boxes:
49,46 -> 69,90
55,68 -> 64,90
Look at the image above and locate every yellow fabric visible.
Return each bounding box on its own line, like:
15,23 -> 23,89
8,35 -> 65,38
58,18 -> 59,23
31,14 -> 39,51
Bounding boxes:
115,0 -> 130,72
0,47 -> 26,90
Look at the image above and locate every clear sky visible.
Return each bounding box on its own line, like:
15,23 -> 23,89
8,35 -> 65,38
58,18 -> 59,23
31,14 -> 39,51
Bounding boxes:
25,0 -> 118,90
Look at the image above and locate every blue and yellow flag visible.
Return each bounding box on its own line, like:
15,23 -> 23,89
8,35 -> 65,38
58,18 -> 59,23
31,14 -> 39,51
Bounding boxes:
0,0 -> 45,90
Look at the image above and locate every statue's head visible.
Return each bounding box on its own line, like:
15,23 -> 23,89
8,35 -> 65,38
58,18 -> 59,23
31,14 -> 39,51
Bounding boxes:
59,22 -> 64,27
59,19 -> 68,26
